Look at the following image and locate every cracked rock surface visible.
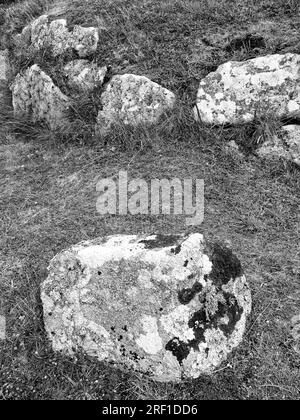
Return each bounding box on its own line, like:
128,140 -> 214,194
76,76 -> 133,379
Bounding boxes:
194,53 -> 300,125
41,233 -> 251,382
96,74 -> 176,134
11,64 -> 70,130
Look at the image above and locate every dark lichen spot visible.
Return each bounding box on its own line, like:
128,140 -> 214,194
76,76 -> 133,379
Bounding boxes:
178,288 -> 195,304
184,260 -> 189,267
188,308 -> 207,345
209,244 -> 243,286
98,271 -> 102,276
165,338 -> 190,365
48,312 -> 52,316
51,331 -> 55,336
191,292 -> 243,339
129,350 -> 141,361
166,309 -> 207,363
166,291 -> 243,363
139,234 -> 181,249
111,326 -> 115,332
122,325 -> 128,332
170,244 -> 182,255
159,307 -> 164,312
118,335 -> 123,341
120,344 -> 127,356
178,282 -> 203,305
217,293 -> 244,336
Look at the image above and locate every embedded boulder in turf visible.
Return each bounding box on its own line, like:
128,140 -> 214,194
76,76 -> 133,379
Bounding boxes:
41,233 -> 251,382
11,64 -> 70,130
194,54 -> 300,125
95,74 -> 176,134
15,14 -> 99,58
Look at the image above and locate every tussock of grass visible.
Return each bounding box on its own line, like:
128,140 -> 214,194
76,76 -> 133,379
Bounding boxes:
0,0 -> 54,49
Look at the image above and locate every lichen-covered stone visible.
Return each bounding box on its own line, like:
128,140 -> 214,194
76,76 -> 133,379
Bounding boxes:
281,125 -> 300,166
194,54 -> 300,125
64,60 -> 107,91
18,15 -> 99,58
95,74 -> 176,134
71,25 -> 99,58
11,64 -> 70,130
0,315 -> 5,341
291,314 -> 300,355
257,125 -> 300,166
0,49 -> 11,107
41,233 -> 251,382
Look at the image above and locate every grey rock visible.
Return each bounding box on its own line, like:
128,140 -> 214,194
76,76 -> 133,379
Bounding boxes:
96,74 -> 176,134
194,54 -> 300,125
64,60 -> 107,91
11,64 -> 70,130
0,49 -> 11,108
17,15 -> 99,58
41,233 -> 251,382
257,124 -> 300,166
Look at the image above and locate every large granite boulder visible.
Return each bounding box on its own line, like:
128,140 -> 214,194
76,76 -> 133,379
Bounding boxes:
41,233 -> 251,382
16,15 -> 99,58
257,124 -> 300,166
63,60 -> 107,92
95,74 -> 176,134
11,64 -> 70,130
194,54 -> 300,125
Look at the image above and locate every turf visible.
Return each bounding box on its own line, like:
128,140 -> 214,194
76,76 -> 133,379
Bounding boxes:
0,0 -> 299,400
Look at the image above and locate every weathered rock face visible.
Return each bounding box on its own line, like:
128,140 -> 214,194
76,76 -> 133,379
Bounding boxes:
64,60 -> 107,91
0,49 -> 11,107
41,233 -> 251,382
96,74 -> 176,134
281,125 -> 300,166
194,54 -> 300,125
16,15 -> 99,58
257,125 -> 300,166
11,64 -> 70,130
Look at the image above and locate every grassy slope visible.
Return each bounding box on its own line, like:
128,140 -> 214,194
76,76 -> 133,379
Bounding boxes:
0,0 -> 300,400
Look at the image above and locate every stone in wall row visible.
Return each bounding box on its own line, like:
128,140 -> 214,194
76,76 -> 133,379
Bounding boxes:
11,64 -> 176,132
14,14 -> 99,58
194,53 -> 300,125
11,64 -> 70,130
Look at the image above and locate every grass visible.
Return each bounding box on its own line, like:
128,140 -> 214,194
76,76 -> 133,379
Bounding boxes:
0,0 -> 300,400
